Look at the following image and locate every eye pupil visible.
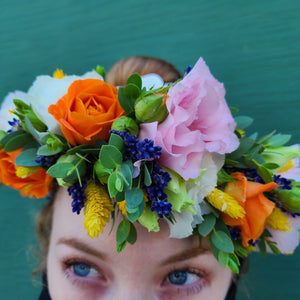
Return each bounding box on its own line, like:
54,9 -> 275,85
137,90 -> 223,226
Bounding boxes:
168,270 -> 188,285
73,263 -> 91,277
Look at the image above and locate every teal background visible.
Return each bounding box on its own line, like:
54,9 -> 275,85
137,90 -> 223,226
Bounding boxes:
0,0 -> 299,299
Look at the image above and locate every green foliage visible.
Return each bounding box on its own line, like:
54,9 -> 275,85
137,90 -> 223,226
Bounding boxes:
211,230 -> 234,253
15,148 -> 40,166
47,162 -> 75,178
100,145 -> 123,169
95,65 -> 106,77
116,220 -> 137,252
125,188 -> 144,208
235,116 -> 253,129
217,169 -> 235,185
1,130 -> 33,152
197,214 -> 216,236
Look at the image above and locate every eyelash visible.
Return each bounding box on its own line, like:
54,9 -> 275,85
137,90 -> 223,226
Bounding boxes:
62,257 -> 207,296
62,257 -> 105,288
162,266 -> 207,296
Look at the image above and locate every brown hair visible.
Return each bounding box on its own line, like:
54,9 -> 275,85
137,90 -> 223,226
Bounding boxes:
105,55 -> 181,86
35,55 -> 181,274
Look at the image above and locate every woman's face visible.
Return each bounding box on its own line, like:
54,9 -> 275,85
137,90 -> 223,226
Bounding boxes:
47,188 -> 232,300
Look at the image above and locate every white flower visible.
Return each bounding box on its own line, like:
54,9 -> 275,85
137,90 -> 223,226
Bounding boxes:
167,152 -> 224,238
27,71 -> 103,134
141,73 -> 164,90
0,91 -> 27,131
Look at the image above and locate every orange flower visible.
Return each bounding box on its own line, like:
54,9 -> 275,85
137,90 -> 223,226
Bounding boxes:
0,149 -> 53,198
48,79 -> 124,145
221,172 -> 277,247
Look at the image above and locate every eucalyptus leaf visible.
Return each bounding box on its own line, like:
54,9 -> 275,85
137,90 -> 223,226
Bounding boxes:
217,169 -> 234,185
116,240 -> 127,253
67,145 -> 100,155
257,165 -> 273,183
37,144 -> 63,156
227,137 -> 255,160
214,218 -> 231,236
108,172 -> 118,198
116,219 -> 131,244
47,162 -> 75,178
118,162 -> 132,190
207,236 -> 220,261
261,162 -> 280,170
235,116 -> 253,129
109,134 -> 125,152
115,176 -> 123,192
228,258 -> 239,274
4,132 -> 33,152
100,145 -> 123,169
211,231 -> 234,253
197,214 -> 216,236
94,160 -> 112,181
115,191 -> 125,202
1,130 -> 26,145
15,148 -> 40,166
143,164 -> 152,186
268,134 -> 291,147
125,188 -> 144,208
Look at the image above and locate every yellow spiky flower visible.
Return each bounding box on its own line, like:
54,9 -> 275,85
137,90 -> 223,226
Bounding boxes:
278,160 -> 295,173
206,188 -> 246,219
15,166 -> 41,178
267,207 -> 292,232
84,182 -> 114,238
117,200 -> 127,215
52,68 -> 66,79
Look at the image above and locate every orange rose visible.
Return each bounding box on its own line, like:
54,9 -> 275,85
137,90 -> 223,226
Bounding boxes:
48,79 -> 124,145
221,172 -> 277,247
0,149 -> 53,198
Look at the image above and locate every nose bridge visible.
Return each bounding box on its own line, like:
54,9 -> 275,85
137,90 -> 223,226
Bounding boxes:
109,276 -> 158,300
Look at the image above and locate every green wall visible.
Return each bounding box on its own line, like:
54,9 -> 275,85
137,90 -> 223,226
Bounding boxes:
0,0 -> 299,299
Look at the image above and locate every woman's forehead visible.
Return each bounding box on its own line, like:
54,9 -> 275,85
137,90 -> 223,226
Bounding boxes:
51,187 -> 210,263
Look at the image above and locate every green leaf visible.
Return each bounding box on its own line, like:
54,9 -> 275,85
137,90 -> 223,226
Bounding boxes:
235,116 -> 253,129
15,148 -> 40,166
37,144 -> 63,156
214,218 -> 231,236
266,240 -> 281,255
228,137 -> 255,160
230,107 -> 239,116
218,251 -> 229,268
126,73 -> 142,90
4,132 -> 33,152
67,145 -> 100,155
261,162 -> 280,170
94,160 -> 112,179
116,240 -> 127,253
100,145 -> 123,169
211,231 -> 234,253
125,188 -> 144,208
197,214 -> 216,236
47,162 -> 75,178
124,83 -> 140,99
115,191 -> 125,202
143,164 -> 152,186
24,115 -> 44,140
125,205 -> 139,214
229,253 -> 240,266
257,130 -> 276,145
115,175 -> 123,192
217,169 -> 235,185
127,223 -> 137,244
258,239 -> 267,256
108,172 -> 118,198
268,134 -> 291,147
116,219 -> 131,244
257,165 -> 273,183
118,162 -> 132,190
118,88 -> 135,114
1,130 -> 25,145
207,236 -> 220,261
228,257 -> 239,274
109,133 -> 125,152
127,200 -> 145,222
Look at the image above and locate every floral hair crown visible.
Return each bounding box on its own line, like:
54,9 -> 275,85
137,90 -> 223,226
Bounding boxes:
1,57 -> 300,274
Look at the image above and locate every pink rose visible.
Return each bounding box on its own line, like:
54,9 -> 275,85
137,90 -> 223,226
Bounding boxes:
140,58 -> 239,180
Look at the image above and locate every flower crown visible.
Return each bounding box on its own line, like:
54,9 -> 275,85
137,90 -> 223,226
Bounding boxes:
1,58 -> 300,274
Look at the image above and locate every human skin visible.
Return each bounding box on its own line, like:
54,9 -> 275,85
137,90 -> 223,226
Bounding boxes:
47,187 -> 232,300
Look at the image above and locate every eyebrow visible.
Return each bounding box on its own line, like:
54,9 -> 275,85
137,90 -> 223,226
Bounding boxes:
160,247 -> 210,266
57,237 -> 108,261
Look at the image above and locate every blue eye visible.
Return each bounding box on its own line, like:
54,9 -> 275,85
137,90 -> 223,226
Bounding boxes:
72,262 -> 99,277
167,270 -> 201,286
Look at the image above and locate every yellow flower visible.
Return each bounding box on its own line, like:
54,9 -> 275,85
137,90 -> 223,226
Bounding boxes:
117,200 -> 127,215
206,188 -> 245,219
236,129 -> 245,138
15,166 -> 41,178
53,68 -> 66,79
84,182 -> 114,238
267,207 -> 291,232
278,160 -> 295,173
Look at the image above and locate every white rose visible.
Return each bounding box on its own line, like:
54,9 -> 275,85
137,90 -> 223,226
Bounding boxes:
27,70 -> 103,133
